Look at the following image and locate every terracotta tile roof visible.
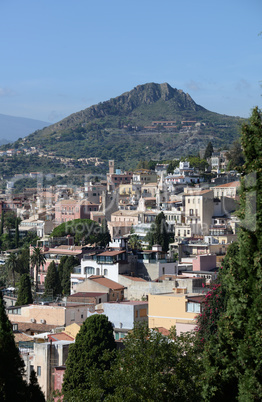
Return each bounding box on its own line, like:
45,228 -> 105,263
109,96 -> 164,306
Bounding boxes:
120,275 -> 147,282
186,189 -> 212,196
154,327 -> 170,336
88,275 -> 125,290
186,295 -> 205,303
14,332 -> 33,343
98,250 -> 126,257
48,332 -> 74,342
213,181 -> 240,188
68,292 -> 107,298
11,321 -> 58,333
45,248 -> 82,256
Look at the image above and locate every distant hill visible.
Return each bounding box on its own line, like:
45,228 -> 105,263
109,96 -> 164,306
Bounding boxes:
6,83 -> 244,169
0,113 -> 50,143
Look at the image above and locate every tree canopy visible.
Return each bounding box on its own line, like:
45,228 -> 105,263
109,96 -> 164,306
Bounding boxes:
62,314 -> 116,400
16,273 -> 33,306
50,219 -> 103,246
196,107 -> 262,401
0,292 -> 28,401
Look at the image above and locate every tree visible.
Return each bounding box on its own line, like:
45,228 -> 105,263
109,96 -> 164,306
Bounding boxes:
18,247 -> 30,274
50,219 -> 101,246
204,141 -> 213,159
30,247 -> 46,293
16,273 -> 33,306
0,210 -> 4,236
97,219 -> 111,248
129,234 -> 142,250
0,292 -> 28,401
198,107 -> 262,401
225,140 -> 245,171
109,324 -> 201,401
27,369 -> 45,402
15,218 -> 19,248
153,212 -> 170,252
44,261 -> 61,298
59,256 -> 79,296
6,253 -> 20,288
62,314 -> 116,400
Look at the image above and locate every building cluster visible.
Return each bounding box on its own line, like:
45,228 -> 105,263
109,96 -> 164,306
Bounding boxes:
1,155 -> 240,399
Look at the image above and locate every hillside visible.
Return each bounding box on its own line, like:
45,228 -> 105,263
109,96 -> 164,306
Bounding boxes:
0,114 -> 50,143
4,83 -> 244,170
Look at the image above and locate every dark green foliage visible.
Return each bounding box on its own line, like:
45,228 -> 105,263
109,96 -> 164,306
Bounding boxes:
0,211 -> 3,236
167,159 -> 179,174
6,253 -> 20,288
109,324 -> 201,402
129,234 -> 142,250
15,219 -> 19,248
27,369 -> 45,402
198,107 -> 262,401
16,274 -> 33,306
149,212 -> 170,252
58,256 -> 79,295
204,141 -> 214,159
50,219 -> 102,246
18,247 -> 30,274
30,247 -> 46,293
44,261 -> 61,297
62,314 -> 116,399
0,292 -> 28,401
97,219 -> 111,248
225,140 -> 245,171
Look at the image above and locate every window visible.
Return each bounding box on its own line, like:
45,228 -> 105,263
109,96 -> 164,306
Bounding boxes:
37,366 -> 41,376
186,302 -> 201,313
139,308 -> 147,317
71,311 -> 75,321
11,308 -> 21,315
188,199 -> 190,203
84,267 -> 95,274
189,209 -> 194,216
104,268 -> 108,276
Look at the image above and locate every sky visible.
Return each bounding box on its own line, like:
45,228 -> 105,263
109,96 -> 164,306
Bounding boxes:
0,0 -> 261,123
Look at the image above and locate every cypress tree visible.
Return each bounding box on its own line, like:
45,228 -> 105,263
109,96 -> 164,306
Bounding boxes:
0,292 -> 28,401
199,107 -> 262,401
16,274 -> 33,306
44,261 -> 61,298
203,141 -> 213,159
153,212 -> 170,252
62,314 -> 116,399
0,210 -> 4,236
15,218 -> 19,248
27,369 -> 45,402
61,256 -> 78,295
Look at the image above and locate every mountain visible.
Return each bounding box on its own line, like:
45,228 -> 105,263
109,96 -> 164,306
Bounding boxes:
0,113 -> 50,143
8,83 -> 244,168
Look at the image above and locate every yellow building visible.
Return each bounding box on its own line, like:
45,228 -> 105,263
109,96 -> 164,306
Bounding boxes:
148,289 -> 204,335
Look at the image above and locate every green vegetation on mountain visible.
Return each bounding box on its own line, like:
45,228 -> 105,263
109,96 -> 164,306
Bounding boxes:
5,83 -> 243,173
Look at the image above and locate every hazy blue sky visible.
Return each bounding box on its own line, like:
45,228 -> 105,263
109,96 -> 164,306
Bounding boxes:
0,0 -> 261,123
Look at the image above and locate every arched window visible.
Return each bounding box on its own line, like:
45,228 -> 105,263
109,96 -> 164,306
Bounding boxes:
84,267 -> 95,275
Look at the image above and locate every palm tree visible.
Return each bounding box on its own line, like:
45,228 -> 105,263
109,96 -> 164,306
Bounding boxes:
129,234 -> 142,250
30,247 -> 46,293
6,253 -> 20,288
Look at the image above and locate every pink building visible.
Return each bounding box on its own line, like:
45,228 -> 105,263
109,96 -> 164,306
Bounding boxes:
30,245 -> 83,286
54,366 -> 66,401
55,199 -> 99,224
192,254 -> 216,271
